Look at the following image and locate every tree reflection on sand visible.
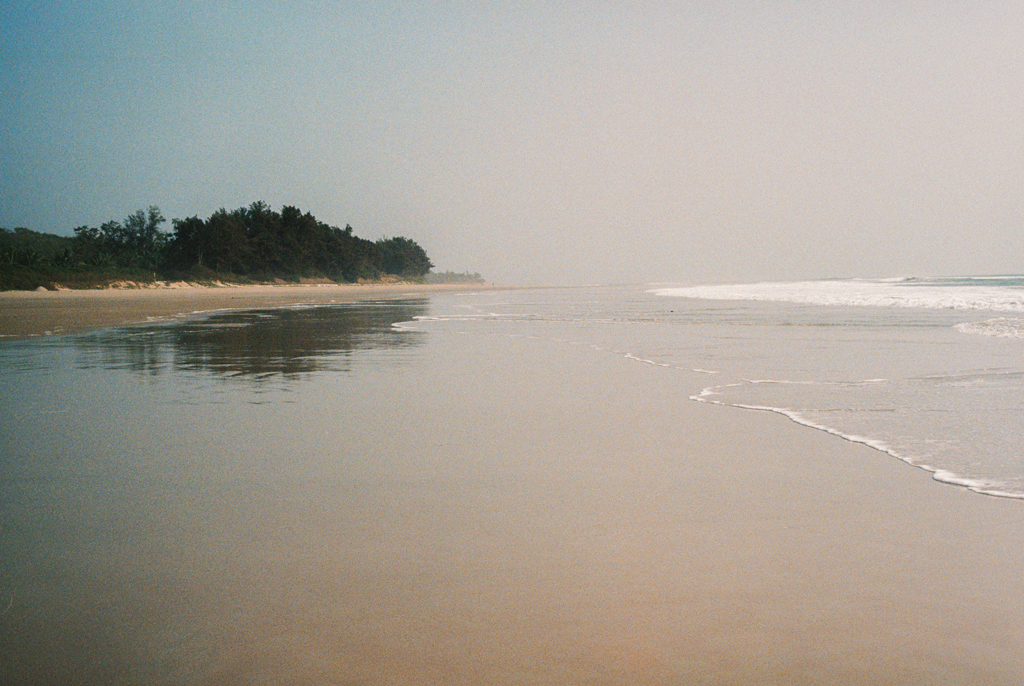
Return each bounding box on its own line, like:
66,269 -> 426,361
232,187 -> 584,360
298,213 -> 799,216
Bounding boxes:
73,299 -> 428,379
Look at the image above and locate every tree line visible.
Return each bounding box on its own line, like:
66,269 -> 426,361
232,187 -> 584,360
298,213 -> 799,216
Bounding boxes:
1,202 -> 437,290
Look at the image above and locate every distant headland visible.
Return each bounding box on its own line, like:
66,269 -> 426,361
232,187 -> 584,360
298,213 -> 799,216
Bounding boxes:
0,202 -> 484,291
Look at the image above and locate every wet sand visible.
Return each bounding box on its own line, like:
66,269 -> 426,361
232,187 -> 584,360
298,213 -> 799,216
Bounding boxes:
1,294 -> 1023,684
324,332 -> 1024,685
0,282 -> 492,339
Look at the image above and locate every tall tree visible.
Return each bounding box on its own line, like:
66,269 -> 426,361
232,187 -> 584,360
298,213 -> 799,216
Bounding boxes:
375,236 -> 433,277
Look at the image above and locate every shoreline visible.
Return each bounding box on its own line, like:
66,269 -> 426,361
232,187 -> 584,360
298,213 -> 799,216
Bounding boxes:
0,282 -> 498,339
2,286 -> 1024,682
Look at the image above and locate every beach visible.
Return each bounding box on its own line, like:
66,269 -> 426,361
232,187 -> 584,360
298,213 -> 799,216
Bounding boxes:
0,282 -> 492,339
1,286 -> 1022,684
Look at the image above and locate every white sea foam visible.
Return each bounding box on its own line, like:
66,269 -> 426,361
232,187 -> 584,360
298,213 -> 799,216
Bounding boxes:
421,285 -> 1024,500
955,317 -> 1024,338
651,277 -> 1024,313
694,382 -> 1024,499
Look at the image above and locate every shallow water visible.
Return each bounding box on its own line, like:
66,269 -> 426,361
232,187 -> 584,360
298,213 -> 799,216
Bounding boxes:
419,283 -> 1024,497
0,300 -> 434,684
1,286 -> 1023,684
650,278 -> 1024,497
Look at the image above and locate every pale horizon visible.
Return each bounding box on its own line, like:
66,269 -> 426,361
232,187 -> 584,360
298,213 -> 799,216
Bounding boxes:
3,2 -> 1023,286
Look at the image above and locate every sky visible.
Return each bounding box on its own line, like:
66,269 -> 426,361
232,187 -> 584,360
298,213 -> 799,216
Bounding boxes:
2,1 -> 1023,286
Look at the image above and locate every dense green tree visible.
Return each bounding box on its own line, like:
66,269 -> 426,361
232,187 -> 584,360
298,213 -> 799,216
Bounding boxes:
3,202 -> 442,289
0,227 -> 74,265
122,206 -> 168,270
161,202 -> 432,282
165,212 -> 249,275
330,224 -> 379,281
72,206 -> 167,270
375,236 -> 433,277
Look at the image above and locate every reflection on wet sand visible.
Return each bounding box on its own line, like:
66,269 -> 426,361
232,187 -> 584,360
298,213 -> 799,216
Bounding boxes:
72,299 -> 429,379
0,298 -> 433,685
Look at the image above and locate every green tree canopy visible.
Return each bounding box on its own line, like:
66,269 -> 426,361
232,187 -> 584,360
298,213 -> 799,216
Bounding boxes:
3,202 -> 443,289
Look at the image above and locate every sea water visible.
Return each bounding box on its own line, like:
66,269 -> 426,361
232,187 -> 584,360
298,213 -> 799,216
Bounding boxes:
4,280 -> 1022,504
650,276 -> 1024,499
2,281 -> 1024,682
411,277 -> 1024,499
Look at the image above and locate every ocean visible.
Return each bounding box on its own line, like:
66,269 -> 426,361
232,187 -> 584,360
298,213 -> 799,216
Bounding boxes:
651,276 -> 1024,499
413,276 -> 1024,499
2,278 -> 1023,683
8,279 -> 1021,505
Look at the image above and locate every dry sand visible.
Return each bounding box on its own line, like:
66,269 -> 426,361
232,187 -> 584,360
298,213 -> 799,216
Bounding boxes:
0,282 -> 492,339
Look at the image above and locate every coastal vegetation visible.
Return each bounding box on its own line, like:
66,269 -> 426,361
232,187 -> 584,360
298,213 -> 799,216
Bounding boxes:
0,202 -> 468,290
423,270 -> 486,284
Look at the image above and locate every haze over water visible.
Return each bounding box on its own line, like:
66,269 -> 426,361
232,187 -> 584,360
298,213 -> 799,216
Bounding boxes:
5,3 -> 1024,285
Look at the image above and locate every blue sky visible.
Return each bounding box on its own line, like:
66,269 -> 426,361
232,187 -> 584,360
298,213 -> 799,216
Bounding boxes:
3,1 -> 1023,285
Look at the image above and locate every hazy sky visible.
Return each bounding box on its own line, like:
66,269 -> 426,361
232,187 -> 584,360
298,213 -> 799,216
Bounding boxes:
3,1 -> 1023,285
